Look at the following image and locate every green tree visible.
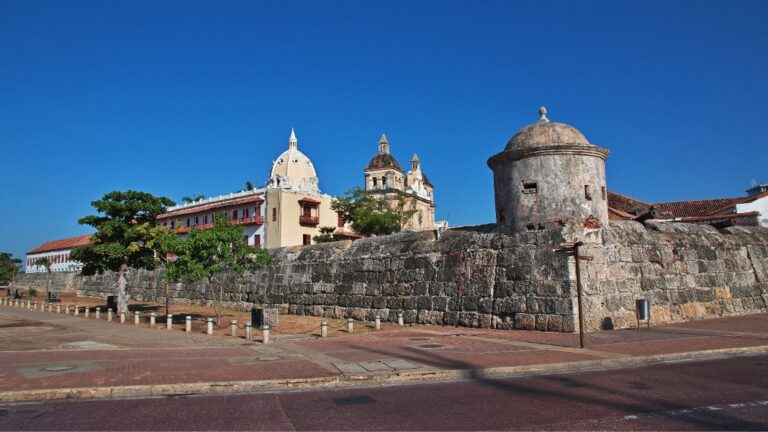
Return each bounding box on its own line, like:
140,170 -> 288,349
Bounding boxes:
0,252 -> 22,285
331,188 -> 417,237
173,215 -> 270,322
181,195 -> 205,204
70,191 -> 175,314
244,181 -> 254,191
33,256 -> 52,300
132,222 -> 182,315
313,227 -> 337,243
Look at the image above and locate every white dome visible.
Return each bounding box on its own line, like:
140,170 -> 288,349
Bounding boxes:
267,129 -> 320,193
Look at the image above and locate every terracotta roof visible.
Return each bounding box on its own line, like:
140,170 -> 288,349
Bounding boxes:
366,153 -> 404,172
333,228 -> 363,239
608,207 -> 638,221
158,195 -> 264,219
672,211 -> 759,223
607,191 -> 652,216
298,197 -> 322,205
28,235 -> 92,254
652,198 -> 745,218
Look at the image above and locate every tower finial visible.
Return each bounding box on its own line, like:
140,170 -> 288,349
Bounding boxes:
378,133 -> 390,154
539,106 -> 549,122
289,128 -> 297,149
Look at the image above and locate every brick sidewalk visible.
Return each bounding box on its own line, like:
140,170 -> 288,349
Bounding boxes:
1,303 -> 767,401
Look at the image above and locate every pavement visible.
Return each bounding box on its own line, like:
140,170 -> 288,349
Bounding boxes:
1,300 -> 767,403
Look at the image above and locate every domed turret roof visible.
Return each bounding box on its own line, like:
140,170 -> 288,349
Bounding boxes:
365,134 -> 404,172
506,107 -> 591,151
267,129 -> 320,192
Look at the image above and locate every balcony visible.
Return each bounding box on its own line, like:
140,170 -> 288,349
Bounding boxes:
299,215 -> 319,226
233,215 -> 265,226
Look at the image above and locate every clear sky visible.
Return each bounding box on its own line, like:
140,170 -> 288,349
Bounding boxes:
2,0 -> 767,261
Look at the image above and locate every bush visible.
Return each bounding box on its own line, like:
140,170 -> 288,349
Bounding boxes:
28,288 -> 37,298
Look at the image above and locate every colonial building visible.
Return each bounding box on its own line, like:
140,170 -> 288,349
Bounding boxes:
157,129 -> 357,249
26,235 -> 92,273
364,134 -> 436,230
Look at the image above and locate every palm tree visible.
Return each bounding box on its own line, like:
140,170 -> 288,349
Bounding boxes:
181,195 -> 205,204
33,257 -> 52,301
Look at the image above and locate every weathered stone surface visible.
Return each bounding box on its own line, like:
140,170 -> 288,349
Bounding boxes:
14,221 -> 768,332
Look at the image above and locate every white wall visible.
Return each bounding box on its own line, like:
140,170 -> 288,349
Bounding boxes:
26,249 -> 83,273
736,195 -> 768,228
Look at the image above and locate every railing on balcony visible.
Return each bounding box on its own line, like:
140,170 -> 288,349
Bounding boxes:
233,215 -> 265,225
299,215 -> 320,225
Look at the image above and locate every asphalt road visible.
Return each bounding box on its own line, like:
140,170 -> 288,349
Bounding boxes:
1,355 -> 767,431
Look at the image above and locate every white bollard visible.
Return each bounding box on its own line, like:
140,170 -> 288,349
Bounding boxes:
185,316 -> 192,333
134,311 -> 140,325
107,308 -> 113,322
245,323 -> 252,341
347,318 -> 354,333
95,307 -> 101,319
56,304 -> 61,314
261,325 -> 270,344
33,303 -> 38,311
375,315 -> 381,330
231,320 -> 237,337
206,318 -> 214,335
27,300 -> 32,309
0,298 -> 4,305
397,312 -> 404,326
65,305 -> 70,315
150,312 -> 156,326
48,303 -> 52,313
74,305 -> 79,316
84,306 -> 89,318
320,321 -> 328,338
120,312 -> 126,324
166,314 -> 173,330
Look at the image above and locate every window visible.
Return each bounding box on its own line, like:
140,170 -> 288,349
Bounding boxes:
601,186 -> 606,200
418,211 -> 424,226
170,220 -> 175,229
382,176 -> 387,188
373,178 -> 377,187
303,206 -> 312,217
254,234 -> 261,249
337,213 -> 345,228
585,185 -> 592,201
186,218 -> 191,227
272,208 -> 277,221
194,216 -> 199,226
204,215 -> 208,224
232,210 -> 238,220
244,208 -> 249,218
522,181 -> 538,194
303,234 -> 311,245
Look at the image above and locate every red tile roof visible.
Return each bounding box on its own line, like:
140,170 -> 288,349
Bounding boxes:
607,191 -> 652,216
674,211 -> 759,223
608,207 -> 638,221
652,198 -> 745,218
28,235 -> 92,254
158,195 -> 264,219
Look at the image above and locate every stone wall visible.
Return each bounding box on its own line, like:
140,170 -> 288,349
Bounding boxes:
12,271 -> 79,293
12,222 -> 768,332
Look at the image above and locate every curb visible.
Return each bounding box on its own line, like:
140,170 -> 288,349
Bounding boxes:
2,344 -> 767,403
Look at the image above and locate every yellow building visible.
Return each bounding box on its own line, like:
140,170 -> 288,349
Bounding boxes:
364,134 -> 436,230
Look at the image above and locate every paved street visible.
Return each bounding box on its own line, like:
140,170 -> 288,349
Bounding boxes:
1,355 -> 767,430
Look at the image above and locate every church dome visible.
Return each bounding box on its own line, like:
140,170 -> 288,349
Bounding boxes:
506,107 -> 591,151
267,129 -> 320,192
365,134 -> 404,172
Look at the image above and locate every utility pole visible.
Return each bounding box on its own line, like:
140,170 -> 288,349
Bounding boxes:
552,241 -> 592,348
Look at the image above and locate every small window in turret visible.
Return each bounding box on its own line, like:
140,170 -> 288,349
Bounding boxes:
522,181 -> 538,194
601,186 -> 606,200
585,185 -> 592,200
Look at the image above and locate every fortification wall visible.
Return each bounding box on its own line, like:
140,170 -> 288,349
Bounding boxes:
13,222 -> 768,331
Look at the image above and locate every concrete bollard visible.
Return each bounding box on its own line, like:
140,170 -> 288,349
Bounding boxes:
65,305 -> 70,315
33,303 -> 38,311
56,304 -> 61,314
206,318 -> 214,335
231,320 -> 237,337
0,298 -> 4,305
261,325 -> 270,344
150,313 -> 156,326
245,322 -> 252,341
84,307 -> 89,318
74,305 -> 79,316
107,308 -> 113,322
397,312 -> 404,326
347,318 -> 354,333
95,307 -> 100,319
375,315 -> 381,330
320,321 -> 328,338
185,316 -> 192,333
166,314 -> 173,330
27,300 -> 32,309
120,312 -> 126,324
48,303 -> 52,313
134,311 -> 140,325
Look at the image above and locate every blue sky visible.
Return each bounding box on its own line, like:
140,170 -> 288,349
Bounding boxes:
2,0 -> 767,260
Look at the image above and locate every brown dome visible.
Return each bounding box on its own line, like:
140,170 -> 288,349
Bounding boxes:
366,153 -> 404,172
505,107 -> 591,151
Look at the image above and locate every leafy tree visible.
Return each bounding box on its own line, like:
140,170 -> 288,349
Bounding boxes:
313,227 -> 337,243
244,181 -> 254,191
33,256 -> 52,300
132,222 -> 182,315
0,252 -> 22,285
172,216 -> 270,322
331,188 -> 417,237
182,195 -> 205,204
70,191 -> 175,314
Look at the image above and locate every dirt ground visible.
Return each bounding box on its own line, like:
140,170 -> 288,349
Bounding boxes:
4,288 -> 399,339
